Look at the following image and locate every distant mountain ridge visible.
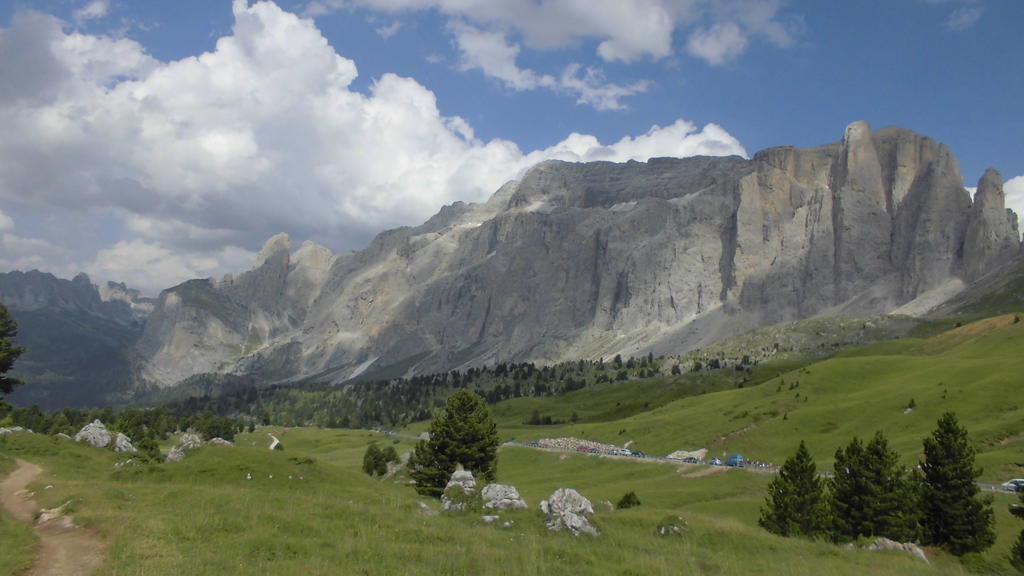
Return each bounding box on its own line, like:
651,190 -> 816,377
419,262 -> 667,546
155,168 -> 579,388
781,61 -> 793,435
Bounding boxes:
2,122 -> 1020,406
0,270 -> 154,408
130,121 -> 1021,393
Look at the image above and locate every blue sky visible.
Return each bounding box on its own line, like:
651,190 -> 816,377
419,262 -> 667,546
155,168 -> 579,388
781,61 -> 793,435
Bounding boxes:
0,0 -> 1021,293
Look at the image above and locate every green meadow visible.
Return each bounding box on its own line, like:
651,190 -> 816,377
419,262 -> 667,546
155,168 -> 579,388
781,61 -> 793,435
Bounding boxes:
1,314 -> 1023,574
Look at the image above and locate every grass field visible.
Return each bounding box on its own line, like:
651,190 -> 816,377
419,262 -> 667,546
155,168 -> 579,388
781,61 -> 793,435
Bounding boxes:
1,314 -> 1023,574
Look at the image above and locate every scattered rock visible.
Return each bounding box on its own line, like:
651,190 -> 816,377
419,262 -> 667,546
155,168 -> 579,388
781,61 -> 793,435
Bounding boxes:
540,488 -> 599,536
55,432 -> 72,440
482,483 -> 528,510
502,520 -> 514,528
178,432 -> 203,451
207,437 -> 233,446
481,515 -> 500,524
114,459 -> 136,469
599,500 -> 615,512
36,501 -> 74,528
0,426 -> 26,436
74,420 -> 111,448
268,434 -> 282,451
246,472 -> 253,481
114,432 -> 137,453
854,538 -> 929,563
165,446 -> 185,463
418,501 -> 438,517
441,468 -> 478,513
656,516 -> 688,537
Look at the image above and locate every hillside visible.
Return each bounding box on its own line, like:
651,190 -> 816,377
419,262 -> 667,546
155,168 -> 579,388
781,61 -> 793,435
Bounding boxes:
492,314 -> 1024,481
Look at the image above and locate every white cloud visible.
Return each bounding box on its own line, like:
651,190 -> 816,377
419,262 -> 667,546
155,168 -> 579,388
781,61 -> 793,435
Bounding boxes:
306,0 -> 795,67
74,0 -> 110,22
945,5 -> 983,31
0,1 -> 745,292
375,20 -> 402,38
86,240 -> 257,293
448,22 -> 648,110
1005,175 -> 1024,238
0,209 -> 12,233
686,22 -> 748,66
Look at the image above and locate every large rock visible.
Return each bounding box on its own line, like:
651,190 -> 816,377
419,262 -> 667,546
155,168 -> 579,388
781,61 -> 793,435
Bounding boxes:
178,432 -> 203,451
441,469 -> 478,513
855,538 -> 929,563
481,483 -> 527,511
540,488 -> 598,536
74,420 -> 111,448
113,432 -> 137,453
165,446 -> 185,463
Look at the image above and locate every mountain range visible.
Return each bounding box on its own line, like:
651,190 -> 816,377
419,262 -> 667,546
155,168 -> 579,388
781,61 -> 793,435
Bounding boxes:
2,122 -> 1020,407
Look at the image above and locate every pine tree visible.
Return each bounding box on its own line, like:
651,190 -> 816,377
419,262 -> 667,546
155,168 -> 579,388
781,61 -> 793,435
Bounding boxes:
760,441 -> 829,538
408,390 -> 499,497
920,412 -> 995,555
864,431 -> 920,541
1010,490 -> 1024,570
830,432 -> 920,542
0,304 -> 25,398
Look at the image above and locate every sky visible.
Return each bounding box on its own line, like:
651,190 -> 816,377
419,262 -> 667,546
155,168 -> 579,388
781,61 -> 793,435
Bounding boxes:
0,0 -> 1021,294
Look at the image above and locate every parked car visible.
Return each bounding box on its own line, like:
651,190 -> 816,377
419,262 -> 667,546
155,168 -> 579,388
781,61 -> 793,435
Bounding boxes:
682,457 -> 699,464
709,458 -> 723,466
1002,479 -> 1024,492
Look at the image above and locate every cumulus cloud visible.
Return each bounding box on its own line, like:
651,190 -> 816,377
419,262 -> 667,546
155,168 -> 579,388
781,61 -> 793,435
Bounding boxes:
86,241 -> 256,293
686,22 -> 748,66
307,0 -> 796,68
448,22 -> 647,110
0,1 -> 746,293
1005,175 -> 1024,238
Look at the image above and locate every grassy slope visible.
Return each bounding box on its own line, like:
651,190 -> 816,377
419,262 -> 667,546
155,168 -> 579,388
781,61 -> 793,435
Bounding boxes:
0,430 -> 983,576
496,315 -> 1024,481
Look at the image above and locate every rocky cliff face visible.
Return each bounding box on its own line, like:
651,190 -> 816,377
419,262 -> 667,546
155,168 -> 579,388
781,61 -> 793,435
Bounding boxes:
132,122 -> 1022,389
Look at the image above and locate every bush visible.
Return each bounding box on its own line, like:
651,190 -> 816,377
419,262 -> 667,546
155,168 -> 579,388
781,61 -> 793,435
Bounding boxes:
617,491 -> 641,509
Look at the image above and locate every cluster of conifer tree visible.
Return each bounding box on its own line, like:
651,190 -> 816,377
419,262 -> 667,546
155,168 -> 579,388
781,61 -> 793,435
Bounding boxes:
760,412 -> 996,557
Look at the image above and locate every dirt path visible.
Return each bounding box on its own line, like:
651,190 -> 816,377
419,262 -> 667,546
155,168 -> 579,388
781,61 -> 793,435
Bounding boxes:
0,459 -> 105,576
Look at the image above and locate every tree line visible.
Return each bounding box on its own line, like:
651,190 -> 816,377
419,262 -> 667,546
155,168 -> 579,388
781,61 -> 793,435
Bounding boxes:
760,412 -> 998,557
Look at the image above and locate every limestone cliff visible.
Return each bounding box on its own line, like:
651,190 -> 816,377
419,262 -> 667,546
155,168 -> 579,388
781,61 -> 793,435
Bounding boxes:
132,122 -> 1021,389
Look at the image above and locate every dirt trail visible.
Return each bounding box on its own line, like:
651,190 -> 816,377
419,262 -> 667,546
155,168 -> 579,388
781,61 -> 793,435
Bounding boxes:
0,459 -> 105,576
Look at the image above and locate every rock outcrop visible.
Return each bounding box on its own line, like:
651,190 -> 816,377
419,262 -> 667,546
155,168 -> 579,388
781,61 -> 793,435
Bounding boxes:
540,488 -> 598,536
481,484 -> 528,511
110,122 -> 1019,391
963,169 -> 1021,282
74,420 -> 111,448
113,432 -> 136,453
441,469 -> 478,513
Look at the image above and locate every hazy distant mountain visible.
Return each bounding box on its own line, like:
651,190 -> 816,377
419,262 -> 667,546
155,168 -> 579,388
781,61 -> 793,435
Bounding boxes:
0,271 -> 153,408
130,121 -> 1020,393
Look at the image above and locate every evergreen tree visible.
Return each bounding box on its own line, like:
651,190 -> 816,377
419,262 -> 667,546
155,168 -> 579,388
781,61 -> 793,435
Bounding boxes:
831,432 -> 919,542
0,304 -> 25,398
1010,490 -> 1024,570
920,412 -> 995,555
759,441 -> 829,538
408,390 -> 499,497
362,444 -> 384,477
